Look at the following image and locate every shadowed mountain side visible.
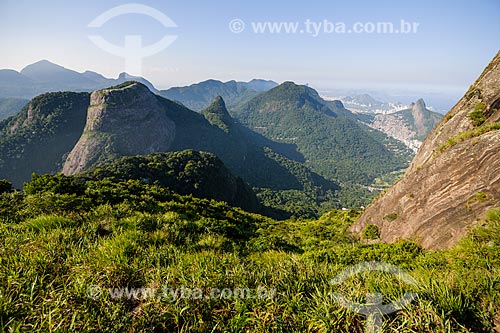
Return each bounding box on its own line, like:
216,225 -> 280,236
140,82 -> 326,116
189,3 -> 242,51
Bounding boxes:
0,92 -> 90,186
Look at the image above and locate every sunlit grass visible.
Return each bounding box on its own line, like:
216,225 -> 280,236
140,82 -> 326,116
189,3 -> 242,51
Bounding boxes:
0,178 -> 499,332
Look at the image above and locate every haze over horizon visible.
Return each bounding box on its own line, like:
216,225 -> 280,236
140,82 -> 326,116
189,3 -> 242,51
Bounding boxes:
1,0 -> 499,108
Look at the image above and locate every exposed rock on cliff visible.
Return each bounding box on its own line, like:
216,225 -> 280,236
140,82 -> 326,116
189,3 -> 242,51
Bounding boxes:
351,51 -> 500,249
63,82 -> 175,174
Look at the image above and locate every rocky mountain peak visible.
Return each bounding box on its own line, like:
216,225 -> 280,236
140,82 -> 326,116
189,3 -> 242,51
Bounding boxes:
62,82 -> 176,175
201,96 -> 234,133
411,98 -> 426,112
207,96 -> 229,115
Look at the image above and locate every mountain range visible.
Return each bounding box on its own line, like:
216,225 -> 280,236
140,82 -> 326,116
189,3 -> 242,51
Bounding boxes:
0,60 -> 279,121
0,61 -> 441,157
232,82 -> 411,185
159,79 -> 278,111
0,81 -> 344,217
0,60 -> 454,218
0,60 -> 157,99
0,76 -> 418,217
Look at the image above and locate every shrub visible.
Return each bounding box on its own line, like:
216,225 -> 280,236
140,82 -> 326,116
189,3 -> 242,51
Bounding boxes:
468,102 -> 487,127
24,173 -> 86,195
0,179 -> 12,193
362,224 -> 380,239
384,213 -> 399,221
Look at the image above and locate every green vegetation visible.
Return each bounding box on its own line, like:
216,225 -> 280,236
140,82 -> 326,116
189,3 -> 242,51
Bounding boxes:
0,174 -> 499,332
0,91 -> 89,186
468,102 -> 487,127
384,213 -> 399,221
362,224 -> 380,240
201,96 -> 234,133
233,82 -> 411,185
465,87 -> 482,102
0,88 -> 344,216
436,122 -> 500,154
473,191 -> 488,202
155,94 -> 348,215
82,150 -> 261,213
254,149 -> 341,218
157,94 -> 351,216
0,83 -> 412,217
159,79 -> 270,111
465,191 -> 490,211
371,169 -> 406,189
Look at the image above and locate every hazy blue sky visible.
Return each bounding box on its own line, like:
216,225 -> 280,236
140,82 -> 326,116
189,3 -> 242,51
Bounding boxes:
0,0 -> 499,97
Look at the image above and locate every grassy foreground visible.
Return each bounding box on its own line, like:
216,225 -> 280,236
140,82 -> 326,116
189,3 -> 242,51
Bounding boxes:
0,175 -> 499,332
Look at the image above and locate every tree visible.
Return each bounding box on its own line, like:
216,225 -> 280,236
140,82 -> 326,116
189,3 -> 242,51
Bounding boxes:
0,179 -> 12,193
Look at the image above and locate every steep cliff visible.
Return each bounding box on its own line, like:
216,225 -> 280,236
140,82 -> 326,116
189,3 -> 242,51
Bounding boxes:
62,82 -> 175,174
351,51 -> 500,249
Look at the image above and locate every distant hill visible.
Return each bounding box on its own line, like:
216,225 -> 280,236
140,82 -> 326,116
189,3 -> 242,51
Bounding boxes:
0,60 -> 278,112
365,99 -> 443,152
0,60 -> 157,99
159,79 -> 278,111
343,93 -> 384,107
0,97 -> 29,120
244,79 -> 279,91
21,60 -> 99,88
232,81 -> 412,185
200,96 -> 234,133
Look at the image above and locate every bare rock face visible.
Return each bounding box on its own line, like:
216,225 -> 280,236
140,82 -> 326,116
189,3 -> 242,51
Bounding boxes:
351,51 -> 500,249
63,82 -> 175,174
